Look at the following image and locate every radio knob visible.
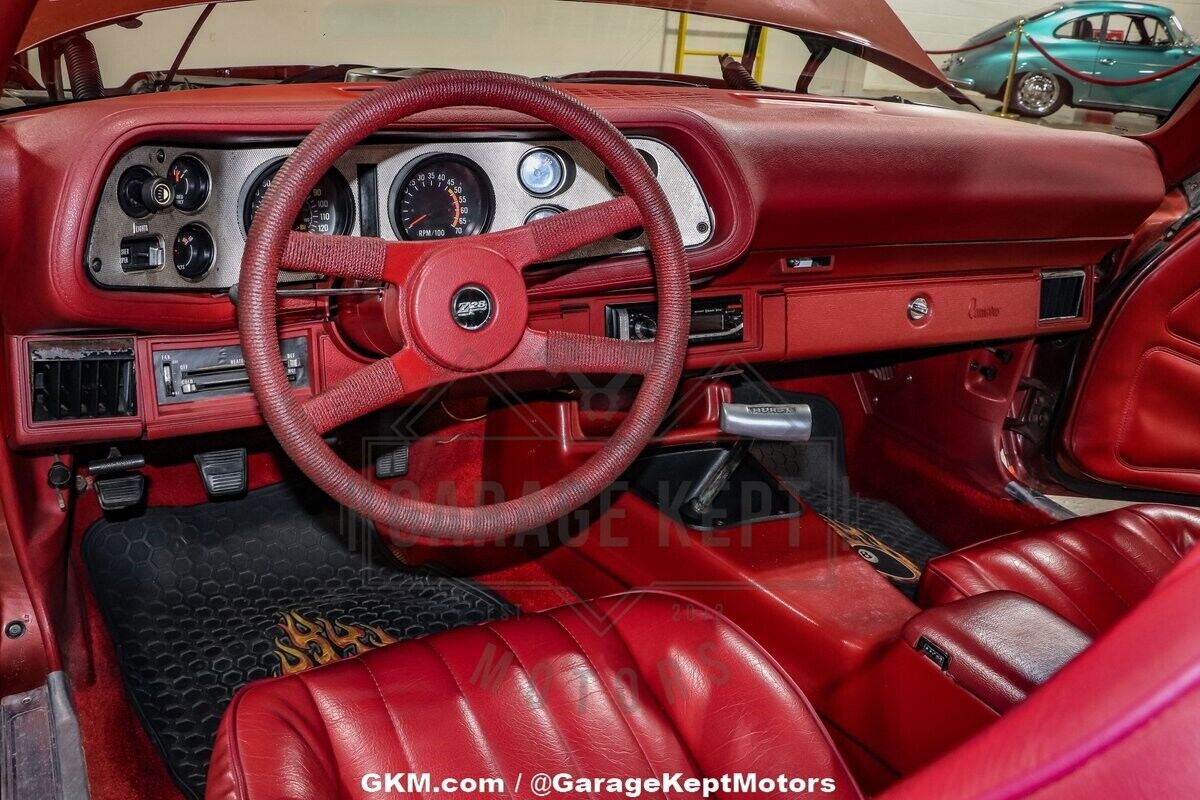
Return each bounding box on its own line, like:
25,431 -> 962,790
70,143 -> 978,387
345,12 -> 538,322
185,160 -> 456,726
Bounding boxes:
631,317 -> 657,340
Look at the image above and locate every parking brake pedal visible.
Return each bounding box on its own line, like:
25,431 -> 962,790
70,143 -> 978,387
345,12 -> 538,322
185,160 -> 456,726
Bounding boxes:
195,449 -> 248,498
89,448 -> 146,512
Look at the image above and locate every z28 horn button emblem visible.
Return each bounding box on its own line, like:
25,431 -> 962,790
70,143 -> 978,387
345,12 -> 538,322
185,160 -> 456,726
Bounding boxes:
450,285 -> 494,331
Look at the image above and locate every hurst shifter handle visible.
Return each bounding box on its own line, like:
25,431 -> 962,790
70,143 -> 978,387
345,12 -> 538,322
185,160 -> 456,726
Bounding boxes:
685,403 -> 813,521
718,403 -> 814,442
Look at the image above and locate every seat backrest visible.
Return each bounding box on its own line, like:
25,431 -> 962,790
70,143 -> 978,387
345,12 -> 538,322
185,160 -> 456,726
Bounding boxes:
883,546 -> 1200,799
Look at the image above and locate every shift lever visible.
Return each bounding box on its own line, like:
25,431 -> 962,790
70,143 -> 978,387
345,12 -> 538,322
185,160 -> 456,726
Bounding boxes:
685,403 -> 813,520
718,403 -> 814,442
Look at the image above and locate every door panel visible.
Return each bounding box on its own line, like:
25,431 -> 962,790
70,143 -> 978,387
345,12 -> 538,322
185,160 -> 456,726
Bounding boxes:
1060,233 -> 1200,494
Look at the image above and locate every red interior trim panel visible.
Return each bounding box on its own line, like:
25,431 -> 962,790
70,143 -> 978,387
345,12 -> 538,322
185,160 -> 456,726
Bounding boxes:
1062,232 -> 1200,494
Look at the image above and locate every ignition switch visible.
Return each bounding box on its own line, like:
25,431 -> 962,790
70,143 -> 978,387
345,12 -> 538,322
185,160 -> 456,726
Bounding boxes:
47,458 -> 72,512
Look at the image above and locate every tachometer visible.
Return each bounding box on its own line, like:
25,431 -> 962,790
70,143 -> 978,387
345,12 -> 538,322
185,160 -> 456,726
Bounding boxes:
242,158 -> 353,236
392,155 -> 493,240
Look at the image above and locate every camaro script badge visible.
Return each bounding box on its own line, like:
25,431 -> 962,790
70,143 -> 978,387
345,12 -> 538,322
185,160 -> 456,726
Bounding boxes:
451,285 -> 494,331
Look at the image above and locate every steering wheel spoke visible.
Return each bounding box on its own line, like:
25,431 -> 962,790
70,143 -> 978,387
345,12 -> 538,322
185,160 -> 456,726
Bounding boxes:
478,195 -> 642,270
303,352 -> 409,435
543,330 -> 656,375
282,232 -> 435,284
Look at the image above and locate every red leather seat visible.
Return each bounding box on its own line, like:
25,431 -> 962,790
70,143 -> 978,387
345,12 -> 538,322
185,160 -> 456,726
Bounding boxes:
919,504 -> 1200,635
885,547 -> 1200,798
205,592 -> 863,800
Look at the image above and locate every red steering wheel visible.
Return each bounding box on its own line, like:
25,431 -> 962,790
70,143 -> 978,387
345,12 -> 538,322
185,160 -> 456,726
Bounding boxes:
239,71 -> 690,544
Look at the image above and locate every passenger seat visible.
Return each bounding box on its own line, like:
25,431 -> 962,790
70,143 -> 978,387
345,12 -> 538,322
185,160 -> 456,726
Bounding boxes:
919,505 -> 1199,635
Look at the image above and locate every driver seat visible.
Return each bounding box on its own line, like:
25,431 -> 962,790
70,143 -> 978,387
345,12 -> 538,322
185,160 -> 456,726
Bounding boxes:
205,592 -> 863,799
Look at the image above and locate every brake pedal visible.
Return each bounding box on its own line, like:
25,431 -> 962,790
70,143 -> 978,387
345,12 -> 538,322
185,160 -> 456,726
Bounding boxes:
195,449 -> 248,498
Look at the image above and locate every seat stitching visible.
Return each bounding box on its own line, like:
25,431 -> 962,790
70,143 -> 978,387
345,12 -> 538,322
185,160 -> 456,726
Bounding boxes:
1125,508 -> 1186,560
486,624 -> 602,800
994,543 -> 1102,633
954,553 -> 1006,593
922,557 -> 973,600
357,657 -> 428,800
545,614 -> 668,795
1043,537 -> 1139,608
598,609 -> 707,779
1078,523 -> 1163,587
419,635 -> 517,800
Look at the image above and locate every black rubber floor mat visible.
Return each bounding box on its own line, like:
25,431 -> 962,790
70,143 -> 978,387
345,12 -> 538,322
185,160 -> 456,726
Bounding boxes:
81,482 -> 515,800
735,383 -> 948,598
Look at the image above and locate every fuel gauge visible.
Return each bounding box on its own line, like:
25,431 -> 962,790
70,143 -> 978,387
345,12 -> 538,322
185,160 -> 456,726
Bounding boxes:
168,154 -> 211,213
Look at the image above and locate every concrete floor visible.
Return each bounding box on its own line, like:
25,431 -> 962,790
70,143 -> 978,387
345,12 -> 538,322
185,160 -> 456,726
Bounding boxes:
907,89 -> 1161,135
967,91 -> 1161,135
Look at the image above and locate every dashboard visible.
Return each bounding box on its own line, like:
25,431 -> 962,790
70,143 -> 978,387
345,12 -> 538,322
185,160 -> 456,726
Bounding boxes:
0,82 -> 1170,448
84,137 -> 714,291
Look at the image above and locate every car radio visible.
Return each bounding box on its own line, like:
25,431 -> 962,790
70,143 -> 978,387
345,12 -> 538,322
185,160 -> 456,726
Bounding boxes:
605,295 -> 744,345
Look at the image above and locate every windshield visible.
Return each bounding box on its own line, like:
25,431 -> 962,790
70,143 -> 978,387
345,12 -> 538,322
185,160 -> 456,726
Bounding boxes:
5,0 -> 962,111
7,0 -> 1197,135
1170,14 -> 1192,45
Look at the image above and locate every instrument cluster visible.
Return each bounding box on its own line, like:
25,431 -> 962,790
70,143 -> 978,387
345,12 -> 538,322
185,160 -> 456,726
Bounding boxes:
84,138 -> 714,292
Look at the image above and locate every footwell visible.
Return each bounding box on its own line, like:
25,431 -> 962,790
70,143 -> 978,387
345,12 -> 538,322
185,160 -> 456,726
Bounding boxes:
81,481 -> 515,800
736,383 -> 948,598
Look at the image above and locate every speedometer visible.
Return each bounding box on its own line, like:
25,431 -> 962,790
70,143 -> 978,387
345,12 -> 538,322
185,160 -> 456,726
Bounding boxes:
392,155 -> 493,240
242,158 -> 353,236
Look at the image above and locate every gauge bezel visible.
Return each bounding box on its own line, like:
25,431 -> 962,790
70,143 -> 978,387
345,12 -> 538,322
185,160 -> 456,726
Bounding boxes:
517,147 -> 574,198
605,149 -> 659,194
173,222 -> 216,283
389,153 -> 496,242
239,156 -> 355,237
524,204 -> 567,225
168,153 -> 212,215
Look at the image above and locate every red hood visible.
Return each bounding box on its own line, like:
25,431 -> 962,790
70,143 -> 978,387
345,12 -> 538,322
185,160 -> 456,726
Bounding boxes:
18,0 -> 950,89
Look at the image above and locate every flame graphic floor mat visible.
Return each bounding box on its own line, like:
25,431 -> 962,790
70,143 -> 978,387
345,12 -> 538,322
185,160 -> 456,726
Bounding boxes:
735,383 -> 949,599
81,481 -> 515,800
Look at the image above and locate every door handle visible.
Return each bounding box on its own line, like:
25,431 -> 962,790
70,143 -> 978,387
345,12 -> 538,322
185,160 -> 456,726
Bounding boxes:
1099,57 -> 1117,65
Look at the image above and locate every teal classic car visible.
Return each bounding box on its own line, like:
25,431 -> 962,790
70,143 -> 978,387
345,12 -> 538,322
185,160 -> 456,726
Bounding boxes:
943,2 -> 1199,117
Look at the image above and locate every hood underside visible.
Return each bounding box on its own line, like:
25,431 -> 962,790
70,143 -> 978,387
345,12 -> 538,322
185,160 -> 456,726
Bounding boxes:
18,0 -> 951,90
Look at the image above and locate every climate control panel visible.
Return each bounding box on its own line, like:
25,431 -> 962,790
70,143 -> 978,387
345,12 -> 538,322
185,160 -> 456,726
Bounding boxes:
154,337 -> 309,406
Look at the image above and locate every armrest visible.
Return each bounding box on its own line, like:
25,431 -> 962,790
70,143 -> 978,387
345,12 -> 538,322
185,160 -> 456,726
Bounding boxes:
903,591 -> 1092,713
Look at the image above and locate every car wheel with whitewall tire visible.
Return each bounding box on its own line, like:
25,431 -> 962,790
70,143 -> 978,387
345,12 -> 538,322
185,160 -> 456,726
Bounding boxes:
1011,71 -> 1066,117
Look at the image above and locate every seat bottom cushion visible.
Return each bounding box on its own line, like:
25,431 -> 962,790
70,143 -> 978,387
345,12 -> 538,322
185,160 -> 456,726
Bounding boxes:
206,591 -> 862,800
919,504 -> 1200,635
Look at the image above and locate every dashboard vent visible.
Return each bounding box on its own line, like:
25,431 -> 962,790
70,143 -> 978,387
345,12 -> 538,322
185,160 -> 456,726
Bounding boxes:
1039,270 -> 1086,321
30,339 -> 136,423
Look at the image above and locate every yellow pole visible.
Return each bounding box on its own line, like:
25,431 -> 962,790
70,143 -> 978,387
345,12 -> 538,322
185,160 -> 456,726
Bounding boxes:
997,19 -> 1025,118
753,26 -> 769,83
674,12 -> 690,74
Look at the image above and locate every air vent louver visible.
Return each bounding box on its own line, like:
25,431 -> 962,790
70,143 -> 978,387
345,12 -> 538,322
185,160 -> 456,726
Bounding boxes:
1039,270 -> 1086,322
30,339 -> 136,423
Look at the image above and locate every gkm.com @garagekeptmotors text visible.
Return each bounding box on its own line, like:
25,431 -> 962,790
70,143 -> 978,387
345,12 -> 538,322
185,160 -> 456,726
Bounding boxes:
359,771 -> 843,797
